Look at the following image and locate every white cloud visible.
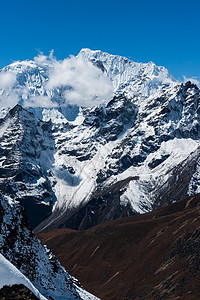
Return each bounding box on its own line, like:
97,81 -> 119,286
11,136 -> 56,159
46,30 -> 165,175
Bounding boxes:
0,71 -> 19,107
33,50 -> 56,65
23,95 -> 57,108
183,75 -> 200,87
0,52 -> 113,109
0,93 -> 20,108
0,72 -> 16,89
46,55 -> 113,107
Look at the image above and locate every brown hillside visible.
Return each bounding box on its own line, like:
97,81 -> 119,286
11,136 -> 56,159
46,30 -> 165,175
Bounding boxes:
37,193 -> 200,300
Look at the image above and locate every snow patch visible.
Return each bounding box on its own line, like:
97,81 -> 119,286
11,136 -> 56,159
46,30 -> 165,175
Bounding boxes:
0,119 -> 10,138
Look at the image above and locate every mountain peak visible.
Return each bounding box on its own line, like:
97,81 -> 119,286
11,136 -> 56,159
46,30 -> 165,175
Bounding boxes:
8,104 -> 34,119
79,48 -> 178,100
0,48 -> 178,114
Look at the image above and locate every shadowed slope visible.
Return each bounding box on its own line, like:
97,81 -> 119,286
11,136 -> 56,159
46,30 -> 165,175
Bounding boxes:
38,193 -> 200,299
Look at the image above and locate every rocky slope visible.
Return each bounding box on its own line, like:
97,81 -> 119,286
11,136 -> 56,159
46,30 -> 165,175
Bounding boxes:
0,49 -> 199,232
0,104 -> 56,229
0,284 -> 40,300
0,193 -> 98,299
38,193 -> 200,300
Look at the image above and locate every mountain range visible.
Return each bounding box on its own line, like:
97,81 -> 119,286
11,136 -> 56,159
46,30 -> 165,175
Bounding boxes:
0,48 -> 199,231
0,48 -> 199,299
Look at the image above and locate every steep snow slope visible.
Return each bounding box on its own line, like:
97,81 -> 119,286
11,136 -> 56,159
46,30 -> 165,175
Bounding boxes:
0,194 -> 99,299
0,254 -> 47,300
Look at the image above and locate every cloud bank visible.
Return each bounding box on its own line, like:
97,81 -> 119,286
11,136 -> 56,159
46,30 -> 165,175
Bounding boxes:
0,52 -> 113,109
46,55 -> 113,107
183,75 -> 200,87
23,95 -> 57,108
0,72 -> 19,107
33,50 -> 56,65
0,72 -> 16,89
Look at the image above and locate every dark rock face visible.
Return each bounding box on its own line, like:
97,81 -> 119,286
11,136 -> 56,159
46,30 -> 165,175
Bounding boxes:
148,154 -> 170,169
0,284 -> 39,300
91,59 -> 106,73
19,196 -> 52,230
61,95 -> 138,161
0,106 -> 56,229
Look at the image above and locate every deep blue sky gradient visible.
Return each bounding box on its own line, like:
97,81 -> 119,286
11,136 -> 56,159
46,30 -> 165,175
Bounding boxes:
1,0 -> 200,81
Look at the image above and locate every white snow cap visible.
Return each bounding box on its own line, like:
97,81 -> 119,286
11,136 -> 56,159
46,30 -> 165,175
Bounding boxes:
0,48 -> 179,110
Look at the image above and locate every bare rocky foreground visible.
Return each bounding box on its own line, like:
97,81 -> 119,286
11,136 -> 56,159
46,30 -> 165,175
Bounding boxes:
0,284 -> 39,300
38,193 -> 200,300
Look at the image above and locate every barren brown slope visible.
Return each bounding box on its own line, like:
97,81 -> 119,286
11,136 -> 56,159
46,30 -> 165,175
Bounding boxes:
37,194 -> 200,300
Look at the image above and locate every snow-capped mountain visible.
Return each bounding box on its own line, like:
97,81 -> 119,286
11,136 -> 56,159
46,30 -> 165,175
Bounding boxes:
0,49 -> 199,232
0,193 -> 99,299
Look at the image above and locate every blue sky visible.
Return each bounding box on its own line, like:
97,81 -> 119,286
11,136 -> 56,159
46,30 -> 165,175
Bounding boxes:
0,0 -> 200,81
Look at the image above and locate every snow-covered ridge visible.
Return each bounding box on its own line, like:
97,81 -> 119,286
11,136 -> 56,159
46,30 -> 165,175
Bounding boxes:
0,49 -> 113,110
79,48 -> 178,100
0,48 -> 178,115
0,254 -> 47,300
